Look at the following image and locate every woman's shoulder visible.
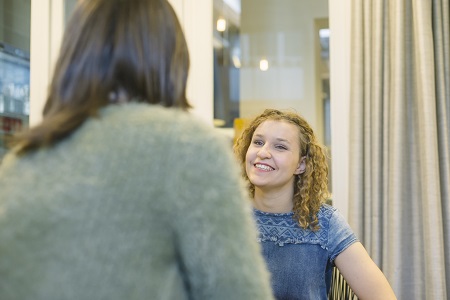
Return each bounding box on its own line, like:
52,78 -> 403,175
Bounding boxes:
317,204 -> 338,220
317,204 -> 351,227
100,104 -> 227,142
100,103 -> 200,128
317,204 -> 350,231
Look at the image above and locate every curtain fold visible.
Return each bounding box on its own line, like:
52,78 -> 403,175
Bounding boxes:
348,0 -> 450,299
433,0 -> 450,294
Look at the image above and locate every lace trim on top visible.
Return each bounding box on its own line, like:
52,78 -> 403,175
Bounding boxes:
252,206 -> 335,249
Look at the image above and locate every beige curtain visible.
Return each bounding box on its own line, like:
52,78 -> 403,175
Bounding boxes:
348,0 -> 449,299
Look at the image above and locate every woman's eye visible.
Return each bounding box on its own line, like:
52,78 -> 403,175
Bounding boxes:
275,145 -> 287,150
253,140 -> 263,146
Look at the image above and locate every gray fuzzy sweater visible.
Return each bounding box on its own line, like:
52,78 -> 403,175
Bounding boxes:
0,104 -> 274,300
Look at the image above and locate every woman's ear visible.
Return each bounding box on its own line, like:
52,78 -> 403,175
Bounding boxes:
294,156 -> 306,175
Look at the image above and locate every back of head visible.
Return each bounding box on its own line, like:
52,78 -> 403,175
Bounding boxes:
14,0 -> 190,154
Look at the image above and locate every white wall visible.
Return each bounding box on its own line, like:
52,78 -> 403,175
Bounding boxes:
29,0 -> 64,126
172,0 -> 214,125
329,0 -> 351,218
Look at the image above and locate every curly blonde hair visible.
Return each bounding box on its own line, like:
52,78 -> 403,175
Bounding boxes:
234,109 -> 329,231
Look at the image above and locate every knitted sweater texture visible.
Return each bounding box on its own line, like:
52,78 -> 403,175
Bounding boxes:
0,103 -> 274,300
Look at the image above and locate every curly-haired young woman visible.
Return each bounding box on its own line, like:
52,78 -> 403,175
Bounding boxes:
234,109 -> 396,300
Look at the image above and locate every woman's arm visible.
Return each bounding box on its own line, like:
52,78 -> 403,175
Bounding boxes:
335,242 -> 397,300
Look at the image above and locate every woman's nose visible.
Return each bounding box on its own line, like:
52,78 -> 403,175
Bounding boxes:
257,146 -> 272,159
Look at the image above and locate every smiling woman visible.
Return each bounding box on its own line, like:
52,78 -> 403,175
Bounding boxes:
234,108 -> 397,300
235,109 -> 328,230
245,120 -> 305,210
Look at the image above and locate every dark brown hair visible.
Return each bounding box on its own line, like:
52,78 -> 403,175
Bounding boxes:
234,109 -> 330,231
13,0 -> 190,154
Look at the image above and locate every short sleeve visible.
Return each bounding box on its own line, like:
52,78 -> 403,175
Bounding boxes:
327,209 -> 359,261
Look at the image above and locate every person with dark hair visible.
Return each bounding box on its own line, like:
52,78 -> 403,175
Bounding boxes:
0,1 -> 274,299
234,109 -> 396,300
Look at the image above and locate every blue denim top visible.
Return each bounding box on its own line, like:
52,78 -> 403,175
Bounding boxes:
253,204 -> 358,300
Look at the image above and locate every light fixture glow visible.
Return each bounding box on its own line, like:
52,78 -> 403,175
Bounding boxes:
232,55 -> 241,68
259,59 -> 269,71
319,28 -> 330,39
217,18 -> 227,32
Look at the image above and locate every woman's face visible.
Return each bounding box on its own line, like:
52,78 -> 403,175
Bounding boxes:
245,120 -> 305,194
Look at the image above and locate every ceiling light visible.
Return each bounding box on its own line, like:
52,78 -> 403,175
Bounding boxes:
259,59 -> 269,71
217,18 -> 227,32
